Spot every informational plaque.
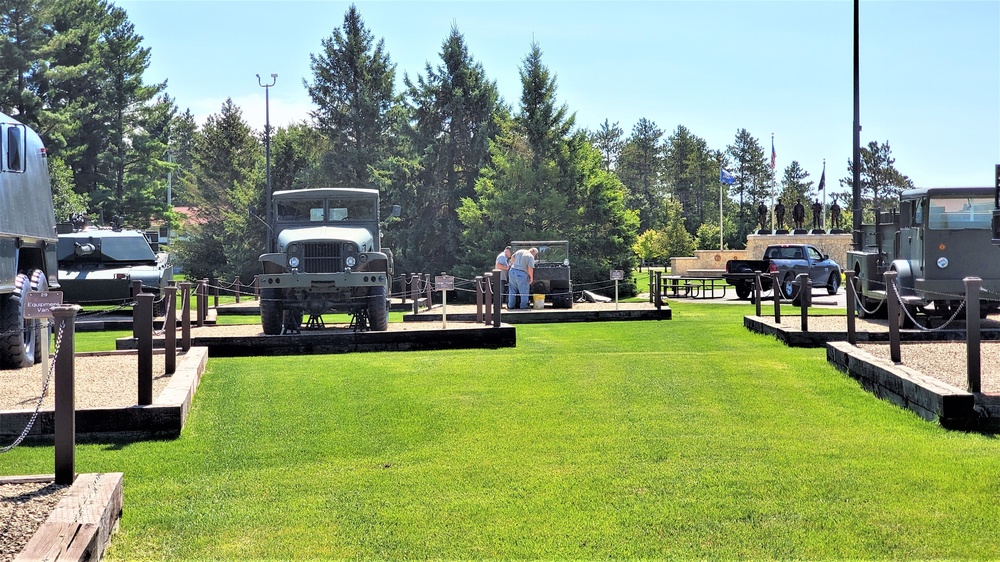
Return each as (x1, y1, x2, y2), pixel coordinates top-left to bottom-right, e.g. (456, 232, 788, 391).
(24, 291, 64, 319)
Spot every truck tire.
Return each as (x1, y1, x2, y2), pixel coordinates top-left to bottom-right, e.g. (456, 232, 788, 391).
(827, 273, 841, 295)
(780, 272, 799, 301)
(368, 286, 388, 331)
(260, 288, 284, 335)
(735, 284, 752, 300)
(0, 272, 38, 369)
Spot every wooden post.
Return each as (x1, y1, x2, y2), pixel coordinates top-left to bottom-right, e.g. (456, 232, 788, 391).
(411, 273, 419, 315)
(966, 276, 982, 393)
(131, 280, 142, 299)
(180, 282, 192, 352)
(491, 269, 502, 328)
(164, 285, 177, 374)
(254, 276, 260, 300)
(52, 305, 80, 485)
(885, 270, 901, 363)
(797, 273, 810, 332)
(483, 272, 493, 326)
(424, 273, 432, 310)
(212, 276, 219, 307)
(197, 279, 207, 327)
(754, 271, 763, 317)
(234, 276, 242, 303)
(648, 270, 654, 304)
(845, 270, 857, 345)
(475, 275, 484, 323)
(136, 293, 154, 406)
(655, 271, 662, 310)
(771, 271, 781, 324)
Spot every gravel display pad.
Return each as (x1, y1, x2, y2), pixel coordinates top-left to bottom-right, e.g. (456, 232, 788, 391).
(856, 341, 1000, 394)
(0, 480, 68, 562)
(0, 353, 171, 412)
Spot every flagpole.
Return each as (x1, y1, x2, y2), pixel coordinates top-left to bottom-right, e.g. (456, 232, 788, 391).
(770, 133, 776, 232)
(719, 167, 724, 251)
(821, 159, 827, 231)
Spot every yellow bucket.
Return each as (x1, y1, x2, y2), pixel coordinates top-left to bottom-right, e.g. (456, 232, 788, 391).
(532, 294, 545, 309)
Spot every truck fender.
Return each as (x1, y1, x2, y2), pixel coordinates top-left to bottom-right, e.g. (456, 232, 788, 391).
(889, 260, 915, 297)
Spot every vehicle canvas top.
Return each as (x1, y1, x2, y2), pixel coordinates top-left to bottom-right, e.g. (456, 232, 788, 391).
(0, 112, 57, 243)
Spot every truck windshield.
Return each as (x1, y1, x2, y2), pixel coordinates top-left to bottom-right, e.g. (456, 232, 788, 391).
(276, 199, 325, 222)
(927, 196, 993, 230)
(328, 198, 376, 221)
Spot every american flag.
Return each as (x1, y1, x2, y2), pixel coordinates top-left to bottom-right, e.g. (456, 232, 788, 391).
(770, 137, 776, 170)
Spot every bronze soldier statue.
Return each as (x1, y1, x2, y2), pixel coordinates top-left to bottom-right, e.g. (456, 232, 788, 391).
(792, 199, 805, 230)
(812, 199, 823, 229)
(830, 200, 842, 230)
(775, 200, 786, 230)
(757, 202, 768, 230)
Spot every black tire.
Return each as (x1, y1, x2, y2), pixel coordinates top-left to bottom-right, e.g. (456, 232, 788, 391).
(368, 285, 388, 331)
(827, 273, 841, 295)
(780, 273, 799, 301)
(735, 284, 752, 300)
(260, 288, 284, 335)
(0, 272, 37, 369)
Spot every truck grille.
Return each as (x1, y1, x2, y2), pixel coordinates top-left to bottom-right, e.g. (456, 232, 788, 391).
(302, 242, 342, 273)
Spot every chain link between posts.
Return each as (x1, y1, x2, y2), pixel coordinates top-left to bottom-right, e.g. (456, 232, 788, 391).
(0, 320, 65, 453)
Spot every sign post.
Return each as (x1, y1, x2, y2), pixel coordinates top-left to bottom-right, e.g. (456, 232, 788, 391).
(25, 290, 64, 379)
(435, 274, 455, 329)
(610, 270, 624, 310)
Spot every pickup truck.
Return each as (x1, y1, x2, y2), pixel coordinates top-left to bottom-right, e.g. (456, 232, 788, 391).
(724, 244, 842, 300)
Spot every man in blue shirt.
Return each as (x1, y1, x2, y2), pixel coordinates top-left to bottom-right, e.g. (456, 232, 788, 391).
(495, 246, 512, 307)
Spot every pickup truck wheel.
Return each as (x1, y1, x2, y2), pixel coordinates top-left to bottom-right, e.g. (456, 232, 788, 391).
(260, 288, 284, 335)
(780, 273, 799, 301)
(0, 272, 38, 369)
(826, 273, 841, 295)
(735, 284, 752, 300)
(368, 286, 389, 331)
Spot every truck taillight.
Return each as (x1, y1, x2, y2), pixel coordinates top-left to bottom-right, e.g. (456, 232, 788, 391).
(768, 262, 778, 273)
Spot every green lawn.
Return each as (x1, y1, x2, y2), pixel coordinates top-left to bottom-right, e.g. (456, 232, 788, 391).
(8, 302, 1000, 559)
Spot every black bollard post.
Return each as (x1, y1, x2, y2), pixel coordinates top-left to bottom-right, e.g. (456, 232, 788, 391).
(52, 305, 80, 485)
(845, 270, 857, 345)
(212, 277, 219, 308)
(797, 273, 810, 332)
(483, 273, 493, 327)
(425, 273, 432, 310)
(180, 282, 192, 352)
(648, 270, 654, 304)
(655, 271, 662, 310)
(885, 270, 901, 363)
(164, 285, 177, 374)
(411, 274, 419, 315)
(965, 277, 982, 393)
(136, 293, 154, 406)
(771, 271, 781, 324)
(234, 277, 242, 303)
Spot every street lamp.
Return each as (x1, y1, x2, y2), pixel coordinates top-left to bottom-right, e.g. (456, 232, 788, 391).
(257, 72, 277, 251)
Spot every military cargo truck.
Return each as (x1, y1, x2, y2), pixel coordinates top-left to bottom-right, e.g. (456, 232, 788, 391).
(848, 186, 1000, 327)
(510, 240, 573, 308)
(0, 112, 60, 369)
(257, 188, 394, 334)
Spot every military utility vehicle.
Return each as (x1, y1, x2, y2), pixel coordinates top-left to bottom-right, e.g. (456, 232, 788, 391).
(0, 112, 60, 369)
(257, 188, 394, 334)
(57, 228, 172, 312)
(849, 186, 1000, 327)
(510, 240, 573, 308)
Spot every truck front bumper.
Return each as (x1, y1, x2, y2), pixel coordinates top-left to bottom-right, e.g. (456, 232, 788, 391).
(256, 271, 389, 289)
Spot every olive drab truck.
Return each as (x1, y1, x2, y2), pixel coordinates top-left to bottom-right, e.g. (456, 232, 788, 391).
(848, 186, 1000, 327)
(0, 112, 60, 369)
(256, 188, 395, 334)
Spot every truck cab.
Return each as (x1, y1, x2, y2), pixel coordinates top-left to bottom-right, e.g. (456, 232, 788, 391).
(256, 188, 394, 334)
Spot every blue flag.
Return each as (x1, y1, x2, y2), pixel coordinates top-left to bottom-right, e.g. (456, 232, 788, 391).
(720, 168, 735, 185)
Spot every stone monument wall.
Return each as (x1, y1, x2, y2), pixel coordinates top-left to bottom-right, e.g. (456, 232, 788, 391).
(670, 233, 853, 276)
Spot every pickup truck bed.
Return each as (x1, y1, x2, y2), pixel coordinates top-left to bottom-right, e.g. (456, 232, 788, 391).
(724, 244, 842, 301)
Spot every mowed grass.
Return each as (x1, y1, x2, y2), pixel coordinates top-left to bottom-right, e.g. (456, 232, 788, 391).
(7, 302, 1000, 559)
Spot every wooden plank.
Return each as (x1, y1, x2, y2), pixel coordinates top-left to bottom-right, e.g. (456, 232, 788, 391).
(15, 522, 98, 561)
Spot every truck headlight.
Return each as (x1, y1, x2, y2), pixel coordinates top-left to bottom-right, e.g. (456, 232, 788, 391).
(288, 256, 300, 268)
(346, 256, 357, 267)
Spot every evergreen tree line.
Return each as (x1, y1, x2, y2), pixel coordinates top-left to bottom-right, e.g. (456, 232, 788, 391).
(2, 1, 914, 294)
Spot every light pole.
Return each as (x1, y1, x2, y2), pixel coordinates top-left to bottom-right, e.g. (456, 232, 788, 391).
(257, 73, 277, 251)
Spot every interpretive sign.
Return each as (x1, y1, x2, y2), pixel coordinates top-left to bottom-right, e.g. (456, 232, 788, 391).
(24, 291, 63, 319)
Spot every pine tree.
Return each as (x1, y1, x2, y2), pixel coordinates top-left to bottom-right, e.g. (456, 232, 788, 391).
(0, 0, 47, 119)
(306, 4, 395, 188)
(590, 119, 624, 172)
(839, 140, 913, 213)
(726, 129, 771, 246)
(616, 118, 664, 232)
(777, 160, 814, 214)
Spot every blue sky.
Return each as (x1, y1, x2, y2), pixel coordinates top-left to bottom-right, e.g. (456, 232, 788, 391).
(118, 0, 999, 194)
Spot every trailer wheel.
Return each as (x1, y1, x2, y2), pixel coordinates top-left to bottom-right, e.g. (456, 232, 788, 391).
(0, 272, 39, 369)
(260, 288, 284, 335)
